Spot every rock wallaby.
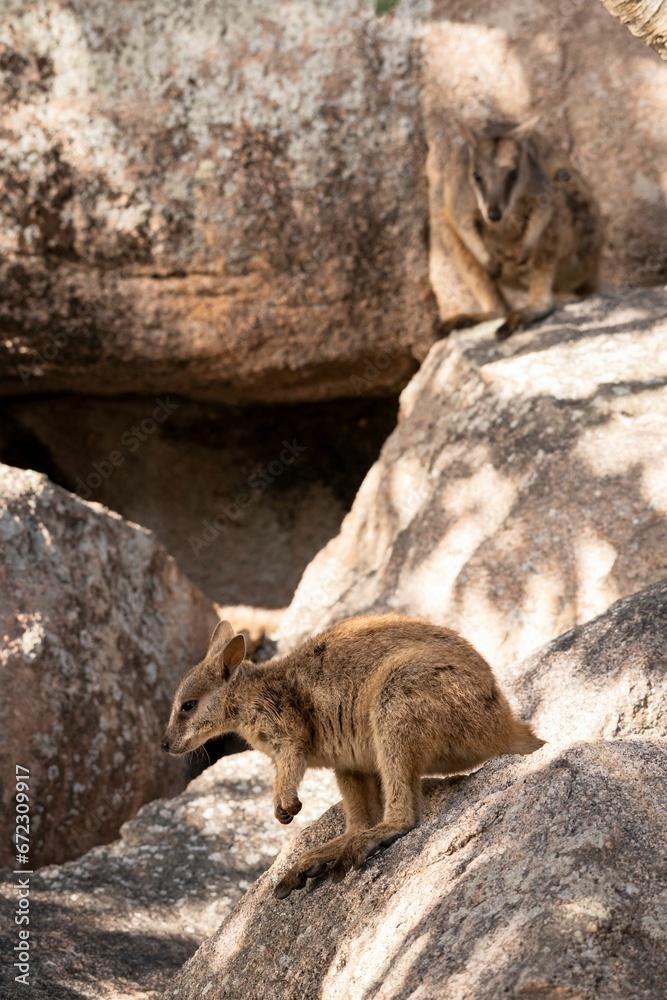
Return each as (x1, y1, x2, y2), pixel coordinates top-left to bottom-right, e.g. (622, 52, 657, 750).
(437, 116, 602, 341)
(162, 613, 544, 898)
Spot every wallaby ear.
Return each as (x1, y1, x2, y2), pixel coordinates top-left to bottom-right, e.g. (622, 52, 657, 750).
(509, 114, 540, 142)
(457, 119, 479, 148)
(207, 620, 235, 659)
(222, 634, 246, 676)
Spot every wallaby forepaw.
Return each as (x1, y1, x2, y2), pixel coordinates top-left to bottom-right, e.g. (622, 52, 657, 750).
(274, 797, 302, 824)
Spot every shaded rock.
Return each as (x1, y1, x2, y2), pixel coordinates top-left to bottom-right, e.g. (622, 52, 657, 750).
(163, 739, 667, 1000)
(506, 576, 667, 745)
(0, 394, 397, 606)
(0, 752, 339, 999)
(0, 463, 218, 868)
(280, 288, 667, 669)
(0, 0, 435, 404)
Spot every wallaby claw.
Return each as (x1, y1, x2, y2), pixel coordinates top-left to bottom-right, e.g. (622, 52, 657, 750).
(273, 863, 320, 899)
(496, 310, 524, 340)
(302, 861, 328, 879)
(274, 797, 302, 824)
(330, 860, 349, 883)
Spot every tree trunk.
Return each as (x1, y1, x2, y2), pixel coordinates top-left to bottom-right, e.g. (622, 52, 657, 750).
(599, 0, 667, 59)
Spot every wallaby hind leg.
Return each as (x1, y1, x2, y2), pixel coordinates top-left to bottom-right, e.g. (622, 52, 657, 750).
(436, 310, 505, 339)
(336, 770, 383, 833)
(328, 744, 422, 881)
(273, 756, 419, 898)
(436, 230, 508, 339)
(274, 772, 382, 898)
(273, 832, 355, 898)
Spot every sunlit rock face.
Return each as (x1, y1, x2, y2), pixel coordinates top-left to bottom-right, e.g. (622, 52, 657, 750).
(504, 576, 667, 746)
(163, 739, 667, 1000)
(280, 287, 667, 669)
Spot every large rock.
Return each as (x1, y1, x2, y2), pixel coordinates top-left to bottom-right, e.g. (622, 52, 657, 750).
(0, 0, 434, 404)
(0, 752, 339, 999)
(506, 576, 667, 746)
(0, 463, 218, 868)
(163, 739, 667, 1000)
(280, 287, 667, 668)
(1, 1, 667, 402)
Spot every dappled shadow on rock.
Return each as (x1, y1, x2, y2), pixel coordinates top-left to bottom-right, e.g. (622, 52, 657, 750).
(505, 576, 667, 746)
(0, 918, 193, 1000)
(0, 753, 339, 999)
(164, 740, 667, 1000)
(280, 288, 667, 673)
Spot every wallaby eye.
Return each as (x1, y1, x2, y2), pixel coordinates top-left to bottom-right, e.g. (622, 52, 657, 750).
(180, 699, 197, 714)
(507, 168, 518, 186)
(473, 170, 482, 184)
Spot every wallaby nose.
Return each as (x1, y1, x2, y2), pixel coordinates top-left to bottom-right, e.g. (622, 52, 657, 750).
(487, 206, 501, 222)
(161, 738, 170, 753)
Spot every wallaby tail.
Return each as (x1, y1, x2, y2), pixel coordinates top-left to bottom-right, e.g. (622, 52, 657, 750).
(509, 719, 546, 755)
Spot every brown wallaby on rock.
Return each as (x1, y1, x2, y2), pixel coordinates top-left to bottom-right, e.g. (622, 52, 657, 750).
(437, 116, 602, 341)
(162, 613, 544, 898)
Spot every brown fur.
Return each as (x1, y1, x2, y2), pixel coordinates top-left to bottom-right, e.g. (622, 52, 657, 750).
(162, 613, 544, 898)
(437, 117, 602, 341)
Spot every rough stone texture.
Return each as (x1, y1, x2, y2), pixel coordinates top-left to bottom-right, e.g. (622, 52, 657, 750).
(0, 463, 219, 868)
(163, 739, 667, 1000)
(0, 752, 340, 999)
(598, 0, 667, 60)
(280, 287, 667, 669)
(505, 577, 667, 746)
(1, 1, 667, 402)
(0, 394, 397, 607)
(0, 0, 435, 404)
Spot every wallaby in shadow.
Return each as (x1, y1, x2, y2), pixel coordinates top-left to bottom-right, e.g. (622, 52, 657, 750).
(437, 117, 602, 341)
